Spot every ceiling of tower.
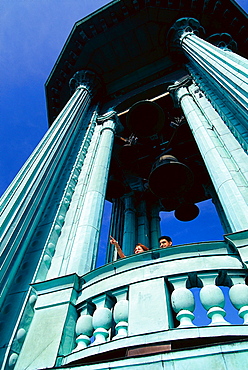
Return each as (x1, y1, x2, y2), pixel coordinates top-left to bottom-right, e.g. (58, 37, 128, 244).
(45, 0, 248, 125)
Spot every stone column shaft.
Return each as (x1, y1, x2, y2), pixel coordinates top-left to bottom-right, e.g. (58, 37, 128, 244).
(149, 203, 161, 249)
(67, 112, 117, 275)
(122, 194, 136, 256)
(106, 199, 124, 262)
(181, 32, 248, 124)
(174, 82, 248, 232)
(168, 18, 248, 149)
(45, 112, 99, 280)
(0, 85, 91, 307)
(137, 200, 150, 248)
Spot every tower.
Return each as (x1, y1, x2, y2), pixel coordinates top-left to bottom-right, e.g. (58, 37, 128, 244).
(1, 0, 248, 369)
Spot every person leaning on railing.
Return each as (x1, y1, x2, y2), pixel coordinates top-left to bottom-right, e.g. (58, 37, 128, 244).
(110, 236, 149, 258)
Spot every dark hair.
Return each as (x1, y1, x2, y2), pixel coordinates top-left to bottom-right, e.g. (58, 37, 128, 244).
(134, 243, 149, 252)
(158, 235, 172, 243)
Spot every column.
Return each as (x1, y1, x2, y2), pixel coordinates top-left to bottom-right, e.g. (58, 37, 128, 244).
(67, 111, 118, 275)
(0, 70, 101, 306)
(204, 183, 232, 234)
(0, 70, 102, 369)
(167, 17, 248, 150)
(122, 193, 136, 256)
(149, 202, 161, 249)
(106, 198, 124, 262)
(137, 199, 150, 248)
(169, 78, 248, 232)
(45, 111, 99, 280)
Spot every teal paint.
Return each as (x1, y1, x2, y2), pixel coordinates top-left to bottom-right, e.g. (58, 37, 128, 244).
(1, 3, 248, 370)
(122, 194, 136, 256)
(67, 111, 117, 275)
(170, 81, 248, 232)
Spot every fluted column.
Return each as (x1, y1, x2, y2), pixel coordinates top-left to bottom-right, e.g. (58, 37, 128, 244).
(168, 18, 248, 151)
(169, 78, 248, 232)
(122, 193, 136, 256)
(67, 111, 118, 275)
(0, 70, 101, 307)
(149, 202, 161, 249)
(106, 199, 124, 262)
(137, 200, 150, 248)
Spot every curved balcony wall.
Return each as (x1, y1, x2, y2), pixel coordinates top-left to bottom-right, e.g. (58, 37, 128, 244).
(63, 239, 248, 368)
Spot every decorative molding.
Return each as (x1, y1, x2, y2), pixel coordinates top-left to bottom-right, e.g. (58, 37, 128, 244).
(167, 76, 192, 107)
(96, 110, 117, 123)
(69, 70, 102, 97)
(167, 17, 205, 55)
(207, 33, 237, 52)
(97, 110, 124, 135)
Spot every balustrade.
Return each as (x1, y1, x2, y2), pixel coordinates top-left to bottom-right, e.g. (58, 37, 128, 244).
(73, 287, 129, 351)
(171, 287, 196, 328)
(72, 273, 248, 355)
(92, 294, 114, 344)
(169, 274, 248, 327)
(74, 302, 95, 351)
(26, 241, 246, 369)
(229, 284, 248, 325)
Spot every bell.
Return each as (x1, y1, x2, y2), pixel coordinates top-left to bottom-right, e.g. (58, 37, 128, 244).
(175, 203, 200, 222)
(148, 155, 194, 198)
(160, 197, 180, 212)
(126, 100, 165, 138)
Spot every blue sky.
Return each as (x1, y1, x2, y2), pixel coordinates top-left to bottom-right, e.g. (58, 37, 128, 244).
(1, 0, 247, 252)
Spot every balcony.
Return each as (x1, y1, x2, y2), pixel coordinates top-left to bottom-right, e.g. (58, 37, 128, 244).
(62, 238, 248, 367)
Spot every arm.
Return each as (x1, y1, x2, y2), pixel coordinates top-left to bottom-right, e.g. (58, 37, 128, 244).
(110, 236, 126, 258)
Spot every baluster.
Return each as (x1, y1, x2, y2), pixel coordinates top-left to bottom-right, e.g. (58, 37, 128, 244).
(171, 287, 196, 328)
(92, 294, 114, 344)
(229, 284, 248, 324)
(74, 302, 94, 351)
(200, 285, 230, 325)
(113, 287, 129, 339)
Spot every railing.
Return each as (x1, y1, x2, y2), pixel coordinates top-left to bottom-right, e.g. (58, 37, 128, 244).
(74, 287, 129, 351)
(63, 240, 248, 366)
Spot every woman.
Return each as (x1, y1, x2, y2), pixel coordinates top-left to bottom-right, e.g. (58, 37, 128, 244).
(110, 236, 149, 258)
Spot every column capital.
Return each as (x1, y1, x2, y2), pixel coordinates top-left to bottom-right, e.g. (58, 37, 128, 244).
(167, 17, 205, 55)
(97, 110, 124, 134)
(69, 70, 102, 97)
(206, 33, 237, 52)
(96, 110, 117, 123)
(167, 76, 193, 107)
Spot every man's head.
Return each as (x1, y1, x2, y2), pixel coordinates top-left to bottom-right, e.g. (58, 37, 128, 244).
(159, 236, 172, 248)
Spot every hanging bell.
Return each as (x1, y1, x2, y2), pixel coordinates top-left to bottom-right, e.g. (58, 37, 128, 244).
(174, 203, 200, 221)
(148, 155, 194, 198)
(126, 100, 165, 138)
(160, 197, 181, 212)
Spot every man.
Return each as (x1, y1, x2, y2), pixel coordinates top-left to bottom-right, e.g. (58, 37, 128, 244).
(159, 235, 172, 248)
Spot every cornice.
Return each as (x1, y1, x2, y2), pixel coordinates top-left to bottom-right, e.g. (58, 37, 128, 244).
(45, 0, 248, 126)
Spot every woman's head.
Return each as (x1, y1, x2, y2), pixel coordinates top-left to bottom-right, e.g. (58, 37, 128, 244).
(134, 243, 149, 254)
